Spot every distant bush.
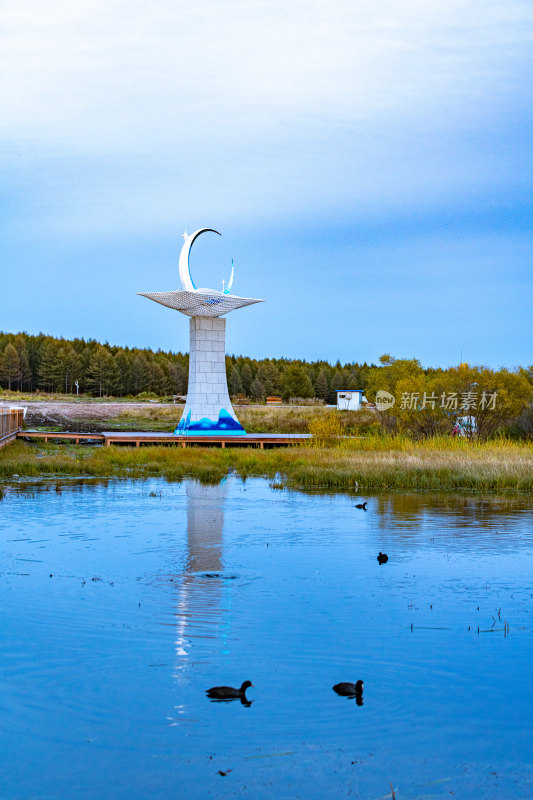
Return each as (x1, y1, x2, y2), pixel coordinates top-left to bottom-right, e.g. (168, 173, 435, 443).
(503, 406, 533, 441)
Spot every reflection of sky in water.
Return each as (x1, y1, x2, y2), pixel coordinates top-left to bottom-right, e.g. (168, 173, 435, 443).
(0, 478, 532, 799)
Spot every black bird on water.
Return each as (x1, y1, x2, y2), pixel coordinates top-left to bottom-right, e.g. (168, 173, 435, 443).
(206, 681, 253, 704)
(333, 680, 364, 704)
(377, 552, 388, 564)
(355, 502, 367, 510)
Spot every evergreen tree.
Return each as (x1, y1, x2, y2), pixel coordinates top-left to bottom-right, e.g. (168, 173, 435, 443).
(240, 363, 253, 394)
(329, 369, 345, 404)
(38, 339, 62, 391)
(256, 362, 280, 396)
(315, 368, 329, 401)
(148, 361, 168, 394)
(358, 363, 371, 390)
(250, 376, 265, 400)
(25, 335, 43, 387)
(168, 361, 187, 395)
(13, 337, 32, 390)
(130, 354, 149, 394)
(87, 346, 118, 397)
(281, 364, 314, 400)
(0, 343, 20, 390)
(347, 368, 361, 389)
(230, 365, 243, 395)
(114, 351, 132, 396)
(55, 343, 83, 393)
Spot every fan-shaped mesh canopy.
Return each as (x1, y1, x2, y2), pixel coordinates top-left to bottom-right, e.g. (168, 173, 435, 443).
(138, 289, 263, 317)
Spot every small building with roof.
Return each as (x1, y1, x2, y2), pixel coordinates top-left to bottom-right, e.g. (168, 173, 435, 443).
(336, 390, 367, 411)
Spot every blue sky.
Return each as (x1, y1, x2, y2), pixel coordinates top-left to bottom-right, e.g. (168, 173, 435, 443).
(1, 0, 532, 367)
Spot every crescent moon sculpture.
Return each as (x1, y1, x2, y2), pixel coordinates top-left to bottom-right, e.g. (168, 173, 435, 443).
(140, 226, 262, 317)
(179, 228, 221, 292)
(138, 226, 265, 438)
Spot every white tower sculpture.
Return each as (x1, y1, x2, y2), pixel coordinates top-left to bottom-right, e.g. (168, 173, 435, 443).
(139, 229, 263, 435)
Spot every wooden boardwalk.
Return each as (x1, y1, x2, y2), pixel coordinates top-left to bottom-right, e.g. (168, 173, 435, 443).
(17, 430, 311, 448)
(1, 408, 25, 449)
(17, 431, 105, 444)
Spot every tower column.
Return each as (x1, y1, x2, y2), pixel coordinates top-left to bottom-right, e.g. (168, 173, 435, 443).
(176, 317, 245, 435)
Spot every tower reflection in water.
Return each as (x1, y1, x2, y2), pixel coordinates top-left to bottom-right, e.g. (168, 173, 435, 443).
(174, 478, 232, 661)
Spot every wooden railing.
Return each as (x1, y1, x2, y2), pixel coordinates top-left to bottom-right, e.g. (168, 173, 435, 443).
(0, 408, 24, 448)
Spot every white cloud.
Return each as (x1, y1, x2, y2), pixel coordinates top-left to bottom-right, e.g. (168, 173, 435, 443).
(1, 0, 531, 153)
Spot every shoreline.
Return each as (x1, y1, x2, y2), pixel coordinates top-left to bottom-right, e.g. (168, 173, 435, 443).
(1, 440, 532, 494)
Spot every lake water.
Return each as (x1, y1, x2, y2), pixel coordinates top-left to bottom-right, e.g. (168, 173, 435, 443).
(1, 477, 532, 799)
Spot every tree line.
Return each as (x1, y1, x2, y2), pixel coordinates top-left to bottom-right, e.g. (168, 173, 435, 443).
(1, 333, 531, 430)
(1, 332, 530, 438)
(365, 354, 533, 440)
(0, 331, 374, 401)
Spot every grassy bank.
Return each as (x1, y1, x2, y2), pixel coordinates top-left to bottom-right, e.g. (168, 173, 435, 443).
(1, 438, 532, 493)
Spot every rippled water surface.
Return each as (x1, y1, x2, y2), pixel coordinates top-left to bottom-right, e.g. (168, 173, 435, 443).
(1, 478, 532, 798)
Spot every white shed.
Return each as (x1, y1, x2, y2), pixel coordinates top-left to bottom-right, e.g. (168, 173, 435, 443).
(336, 390, 367, 411)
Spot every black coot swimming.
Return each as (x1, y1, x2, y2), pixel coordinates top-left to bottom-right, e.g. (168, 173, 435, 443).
(333, 679, 364, 698)
(206, 680, 253, 701)
(355, 502, 367, 510)
(377, 552, 388, 564)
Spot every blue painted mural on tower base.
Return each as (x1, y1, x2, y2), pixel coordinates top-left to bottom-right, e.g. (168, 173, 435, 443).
(174, 408, 246, 435)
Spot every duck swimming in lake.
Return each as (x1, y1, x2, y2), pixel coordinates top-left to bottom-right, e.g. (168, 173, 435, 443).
(206, 680, 253, 701)
(377, 552, 388, 564)
(355, 502, 367, 510)
(333, 680, 364, 699)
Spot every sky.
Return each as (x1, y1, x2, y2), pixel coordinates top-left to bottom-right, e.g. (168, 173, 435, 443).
(1, 0, 532, 368)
